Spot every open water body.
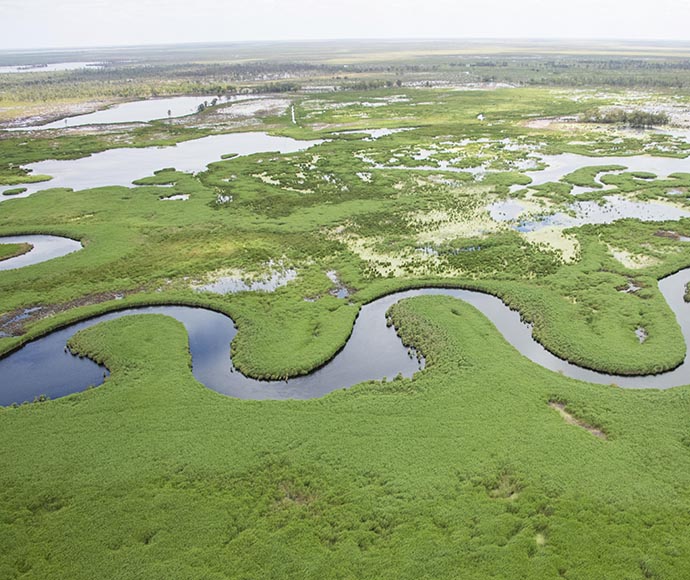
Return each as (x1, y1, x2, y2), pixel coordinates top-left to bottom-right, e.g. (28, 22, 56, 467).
(10, 95, 257, 131)
(527, 153, 690, 187)
(488, 196, 690, 232)
(381, 152, 690, 186)
(0, 132, 323, 200)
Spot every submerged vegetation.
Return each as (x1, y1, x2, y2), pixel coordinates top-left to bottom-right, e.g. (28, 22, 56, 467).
(3, 40, 690, 578)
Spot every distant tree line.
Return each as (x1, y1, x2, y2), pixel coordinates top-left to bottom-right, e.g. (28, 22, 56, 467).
(456, 57, 690, 89)
(581, 109, 670, 128)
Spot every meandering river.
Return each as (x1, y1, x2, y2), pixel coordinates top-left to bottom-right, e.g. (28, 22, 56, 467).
(1, 268, 690, 405)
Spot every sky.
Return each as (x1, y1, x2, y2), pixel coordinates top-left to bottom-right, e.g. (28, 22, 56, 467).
(1, 0, 689, 50)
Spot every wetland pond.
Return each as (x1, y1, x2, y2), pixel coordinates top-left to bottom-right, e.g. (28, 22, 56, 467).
(528, 153, 690, 188)
(489, 152, 690, 230)
(194, 268, 298, 294)
(0, 132, 323, 200)
(488, 195, 690, 232)
(364, 150, 690, 191)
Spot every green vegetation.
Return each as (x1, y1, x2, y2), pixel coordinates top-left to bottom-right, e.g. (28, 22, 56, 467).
(562, 165, 627, 188)
(0, 242, 31, 261)
(2, 86, 689, 376)
(3, 44, 690, 578)
(0, 170, 51, 186)
(5, 90, 690, 377)
(582, 109, 670, 128)
(3, 300, 690, 578)
(2, 187, 27, 196)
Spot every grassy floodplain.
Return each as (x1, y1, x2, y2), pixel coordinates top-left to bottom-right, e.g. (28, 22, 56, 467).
(3, 41, 690, 578)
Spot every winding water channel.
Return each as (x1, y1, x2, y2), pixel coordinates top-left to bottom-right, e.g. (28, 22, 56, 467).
(1, 268, 690, 405)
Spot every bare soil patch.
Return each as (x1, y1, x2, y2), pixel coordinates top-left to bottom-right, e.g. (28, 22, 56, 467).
(0, 289, 140, 337)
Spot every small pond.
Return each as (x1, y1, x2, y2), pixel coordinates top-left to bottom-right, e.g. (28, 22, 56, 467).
(527, 153, 690, 188)
(195, 268, 298, 294)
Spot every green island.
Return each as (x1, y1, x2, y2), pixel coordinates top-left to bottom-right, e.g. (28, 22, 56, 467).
(0, 243, 31, 262)
(3, 39, 690, 579)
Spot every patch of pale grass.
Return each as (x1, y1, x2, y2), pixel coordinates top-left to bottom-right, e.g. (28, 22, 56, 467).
(608, 246, 660, 270)
(522, 226, 580, 264)
(549, 401, 607, 440)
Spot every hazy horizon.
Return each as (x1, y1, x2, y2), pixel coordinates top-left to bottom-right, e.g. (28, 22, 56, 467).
(1, 0, 689, 51)
(3, 37, 690, 55)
